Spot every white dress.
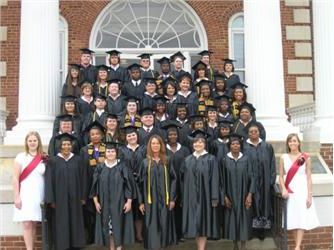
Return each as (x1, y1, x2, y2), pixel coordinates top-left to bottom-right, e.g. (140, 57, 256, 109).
(283, 153, 319, 230)
(13, 152, 45, 222)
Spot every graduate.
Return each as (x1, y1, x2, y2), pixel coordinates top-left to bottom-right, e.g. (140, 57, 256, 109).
(196, 79, 215, 116)
(93, 65, 110, 97)
(198, 50, 218, 81)
(77, 81, 95, 116)
(106, 78, 126, 117)
(61, 64, 82, 97)
(180, 130, 221, 250)
(104, 113, 121, 143)
(206, 105, 219, 142)
(153, 96, 170, 128)
(175, 72, 198, 116)
(230, 82, 255, 120)
(221, 58, 241, 91)
(122, 63, 146, 99)
(106, 50, 130, 84)
(119, 96, 142, 128)
(49, 114, 81, 156)
(163, 76, 178, 119)
(192, 60, 210, 93)
(210, 120, 233, 164)
(161, 120, 191, 241)
(138, 107, 164, 145)
(222, 134, 255, 250)
(80, 121, 106, 244)
(45, 133, 86, 250)
(243, 123, 276, 239)
(79, 48, 97, 84)
(156, 56, 172, 96)
(53, 95, 83, 136)
(90, 142, 135, 249)
(212, 73, 228, 98)
(174, 102, 192, 148)
(232, 103, 266, 141)
(138, 135, 177, 250)
(118, 126, 146, 243)
(141, 77, 158, 109)
(138, 53, 159, 79)
(216, 94, 234, 122)
(170, 51, 187, 82)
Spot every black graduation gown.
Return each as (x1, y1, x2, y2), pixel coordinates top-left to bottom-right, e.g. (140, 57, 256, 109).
(232, 120, 266, 141)
(166, 145, 191, 240)
(138, 159, 177, 249)
(180, 153, 221, 239)
(243, 141, 276, 228)
(175, 92, 198, 116)
(109, 65, 130, 85)
(82, 111, 108, 144)
(140, 68, 159, 80)
(48, 132, 82, 156)
(90, 162, 135, 247)
(93, 83, 109, 97)
(206, 125, 219, 142)
(138, 127, 165, 145)
(80, 64, 97, 84)
(52, 114, 83, 136)
(106, 95, 126, 117)
(177, 120, 192, 150)
(222, 153, 255, 241)
(141, 93, 157, 109)
(77, 97, 95, 116)
(61, 83, 81, 98)
(205, 67, 219, 81)
(119, 112, 142, 128)
(171, 69, 187, 82)
(218, 112, 234, 123)
(122, 81, 146, 100)
(210, 138, 229, 165)
(221, 73, 240, 94)
(166, 96, 178, 119)
(44, 155, 86, 250)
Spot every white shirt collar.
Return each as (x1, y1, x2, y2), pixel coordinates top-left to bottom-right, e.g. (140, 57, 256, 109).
(110, 64, 119, 71)
(218, 112, 230, 118)
(143, 125, 154, 132)
(246, 138, 262, 146)
(166, 143, 181, 152)
(132, 79, 141, 85)
(144, 92, 157, 97)
(227, 152, 243, 160)
(109, 93, 120, 100)
(193, 150, 208, 159)
(96, 109, 104, 116)
(105, 159, 118, 168)
(127, 144, 139, 151)
(57, 152, 74, 161)
(218, 138, 229, 143)
(176, 117, 188, 124)
(178, 90, 192, 98)
(81, 95, 93, 103)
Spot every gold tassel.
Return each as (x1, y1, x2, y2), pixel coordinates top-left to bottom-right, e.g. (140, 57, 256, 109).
(164, 164, 169, 205)
(147, 159, 152, 204)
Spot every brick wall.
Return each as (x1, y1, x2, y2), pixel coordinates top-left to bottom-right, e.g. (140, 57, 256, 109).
(320, 143, 333, 173)
(287, 226, 333, 250)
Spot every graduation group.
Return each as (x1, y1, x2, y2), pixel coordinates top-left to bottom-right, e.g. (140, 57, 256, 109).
(45, 48, 276, 250)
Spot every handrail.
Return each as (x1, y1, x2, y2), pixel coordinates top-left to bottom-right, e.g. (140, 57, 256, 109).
(272, 184, 288, 250)
(40, 202, 50, 250)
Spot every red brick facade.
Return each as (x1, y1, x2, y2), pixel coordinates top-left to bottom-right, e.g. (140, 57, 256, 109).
(320, 143, 333, 173)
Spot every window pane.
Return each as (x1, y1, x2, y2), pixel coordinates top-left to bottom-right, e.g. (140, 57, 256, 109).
(233, 33, 244, 68)
(235, 70, 245, 83)
(232, 16, 244, 28)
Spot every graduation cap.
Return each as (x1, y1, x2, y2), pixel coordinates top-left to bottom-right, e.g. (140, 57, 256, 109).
(214, 73, 225, 81)
(206, 105, 217, 112)
(79, 79, 93, 86)
(84, 120, 105, 133)
(94, 94, 107, 101)
(61, 95, 77, 102)
(153, 95, 168, 105)
(96, 64, 110, 71)
(160, 120, 182, 131)
(107, 113, 118, 120)
(124, 96, 140, 104)
(127, 63, 141, 71)
(179, 72, 192, 81)
(230, 82, 248, 89)
(195, 79, 213, 88)
(198, 50, 213, 56)
(139, 107, 154, 116)
(55, 132, 77, 142)
(218, 120, 234, 128)
(189, 114, 205, 123)
(105, 141, 121, 150)
(222, 58, 236, 64)
(121, 125, 139, 135)
(238, 102, 256, 113)
(144, 77, 157, 85)
(192, 61, 207, 71)
(229, 133, 243, 142)
(56, 114, 73, 122)
(215, 94, 231, 102)
(189, 129, 210, 139)
(80, 48, 95, 54)
(68, 64, 81, 69)
(106, 50, 121, 56)
(157, 57, 170, 65)
(175, 102, 189, 109)
(107, 78, 121, 85)
(138, 53, 152, 59)
(170, 51, 186, 62)
(162, 76, 177, 86)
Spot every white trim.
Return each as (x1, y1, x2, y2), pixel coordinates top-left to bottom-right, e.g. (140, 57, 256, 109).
(59, 15, 68, 85)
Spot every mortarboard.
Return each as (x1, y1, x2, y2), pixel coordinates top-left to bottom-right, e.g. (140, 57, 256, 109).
(198, 50, 213, 56)
(106, 50, 122, 56)
(238, 102, 256, 113)
(189, 129, 210, 139)
(139, 107, 154, 116)
(105, 141, 122, 150)
(124, 96, 140, 104)
(94, 94, 107, 101)
(195, 79, 213, 88)
(127, 63, 141, 71)
(107, 113, 118, 120)
(160, 120, 182, 131)
(69, 64, 81, 69)
(96, 65, 110, 71)
(144, 77, 157, 85)
(61, 95, 77, 102)
(189, 114, 205, 122)
(80, 48, 95, 54)
(138, 53, 152, 59)
(206, 105, 217, 112)
(153, 96, 168, 105)
(179, 72, 192, 81)
(157, 57, 170, 65)
(230, 82, 248, 89)
(170, 51, 186, 62)
(84, 120, 105, 133)
(121, 125, 139, 135)
(107, 78, 122, 85)
(192, 61, 207, 71)
(55, 132, 77, 142)
(56, 114, 73, 122)
(218, 120, 234, 128)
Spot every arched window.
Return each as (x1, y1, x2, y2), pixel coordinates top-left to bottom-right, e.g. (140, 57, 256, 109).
(90, 0, 207, 71)
(59, 16, 68, 85)
(229, 13, 245, 82)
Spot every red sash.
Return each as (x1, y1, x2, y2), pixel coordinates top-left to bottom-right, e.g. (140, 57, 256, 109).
(285, 152, 308, 193)
(19, 154, 42, 186)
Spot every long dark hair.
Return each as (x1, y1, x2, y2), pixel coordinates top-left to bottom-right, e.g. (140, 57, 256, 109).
(286, 133, 302, 153)
(146, 135, 167, 166)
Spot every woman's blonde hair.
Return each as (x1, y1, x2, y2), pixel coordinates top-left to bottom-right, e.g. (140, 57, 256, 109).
(146, 135, 167, 165)
(286, 133, 302, 153)
(24, 131, 43, 154)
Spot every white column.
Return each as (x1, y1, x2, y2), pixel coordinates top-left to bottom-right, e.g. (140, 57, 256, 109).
(243, 0, 299, 141)
(311, 0, 334, 143)
(4, 0, 60, 145)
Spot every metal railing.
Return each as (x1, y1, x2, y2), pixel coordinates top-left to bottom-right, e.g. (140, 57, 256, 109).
(272, 184, 288, 250)
(41, 202, 51, 250)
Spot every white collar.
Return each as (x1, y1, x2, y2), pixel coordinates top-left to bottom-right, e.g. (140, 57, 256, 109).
(143, 125, 154, 131)
(109, 93, 120, 100)
(97, 82, 108, 87)
(178, 90, 192, 98)
(132, 79, 141, 84)
(57, 152, 74, 161)
(218, 138, 229, 143)
(144, 92, 157, 97)
(166, 143, 181, 152)
(224, 72, 234, 77)
(218, 112, 230, 118)
(239, 117, 252, 125)
(176, 117, 188, 124)
(165, 95, 177, 102)
(156, 113, 167, 121)
(208, 122, 217, 128)
(105, 159, 118, 168)
(96, 109, 104, 116)
(110, 64, 119, 70)
(141, 67, 150, 72)
(81, 95, 93, 103)
(227, 152, 243, 160)
(193, 150, 208, 159)
(127, 144, 139, 151)
(246, 138, 262, 146)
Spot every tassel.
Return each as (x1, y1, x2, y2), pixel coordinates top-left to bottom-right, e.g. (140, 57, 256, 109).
(147, 159, 152, 204)
(164, 164, 169, 205)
